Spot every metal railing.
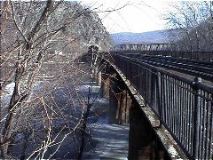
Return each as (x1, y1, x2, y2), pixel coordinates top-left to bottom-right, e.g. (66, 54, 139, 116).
(112, 54, 213, 159)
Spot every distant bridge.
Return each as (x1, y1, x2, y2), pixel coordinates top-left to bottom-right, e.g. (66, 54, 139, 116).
(113, 43, 213, 62)
(79, 44, 213, 159)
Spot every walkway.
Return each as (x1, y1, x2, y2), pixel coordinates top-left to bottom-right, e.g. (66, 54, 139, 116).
(83, 97, 129, 160)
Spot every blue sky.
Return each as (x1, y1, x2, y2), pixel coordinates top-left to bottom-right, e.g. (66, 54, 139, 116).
(80, 0, 174, 33)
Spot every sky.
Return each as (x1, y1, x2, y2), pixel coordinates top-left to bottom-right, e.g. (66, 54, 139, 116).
(79, 0, 175, 33)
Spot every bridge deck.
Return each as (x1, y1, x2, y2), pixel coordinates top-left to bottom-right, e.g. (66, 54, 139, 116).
(116, 53, 213, 82)
(90, 51, 212, 159)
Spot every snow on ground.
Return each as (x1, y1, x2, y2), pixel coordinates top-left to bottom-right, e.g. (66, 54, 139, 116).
(75, 85, 101, 94)
(1, 82, 15, 107)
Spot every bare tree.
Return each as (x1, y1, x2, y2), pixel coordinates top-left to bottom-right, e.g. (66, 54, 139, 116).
(0, 0, 111, 158)
(165, 1, 213, 52)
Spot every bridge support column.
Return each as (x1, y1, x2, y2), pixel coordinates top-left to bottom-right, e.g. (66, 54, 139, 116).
(101, 73, 110, 98)
(108, 72, 132, 124)
(97, 70, 101, 86)
(93, 67, 101, 86)
(109, 74, 121, 123)
(116, 89, 131, 124)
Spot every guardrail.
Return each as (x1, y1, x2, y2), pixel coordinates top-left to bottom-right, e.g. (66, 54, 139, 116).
(112, 54, 213, 159)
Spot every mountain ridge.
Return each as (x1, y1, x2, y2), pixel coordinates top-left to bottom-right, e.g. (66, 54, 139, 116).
(110, 29, 181, 45)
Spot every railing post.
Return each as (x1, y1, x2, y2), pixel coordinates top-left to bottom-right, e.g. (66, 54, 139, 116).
(125, 59, 128, 80)
(192, 77, 202, 159)
(156, 71, 162, 127)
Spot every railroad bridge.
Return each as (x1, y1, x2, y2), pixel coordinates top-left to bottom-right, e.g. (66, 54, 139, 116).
(84, 44, 213, 160)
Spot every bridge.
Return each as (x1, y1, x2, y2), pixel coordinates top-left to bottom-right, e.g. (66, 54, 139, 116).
(86, 44, 213, 160)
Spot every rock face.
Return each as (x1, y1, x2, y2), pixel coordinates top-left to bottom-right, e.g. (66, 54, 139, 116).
(46, 1, 111, 62)
(71, 2, 112, 51)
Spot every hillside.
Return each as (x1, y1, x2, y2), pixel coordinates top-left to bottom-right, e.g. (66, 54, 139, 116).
(111, 29, 181, 45)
